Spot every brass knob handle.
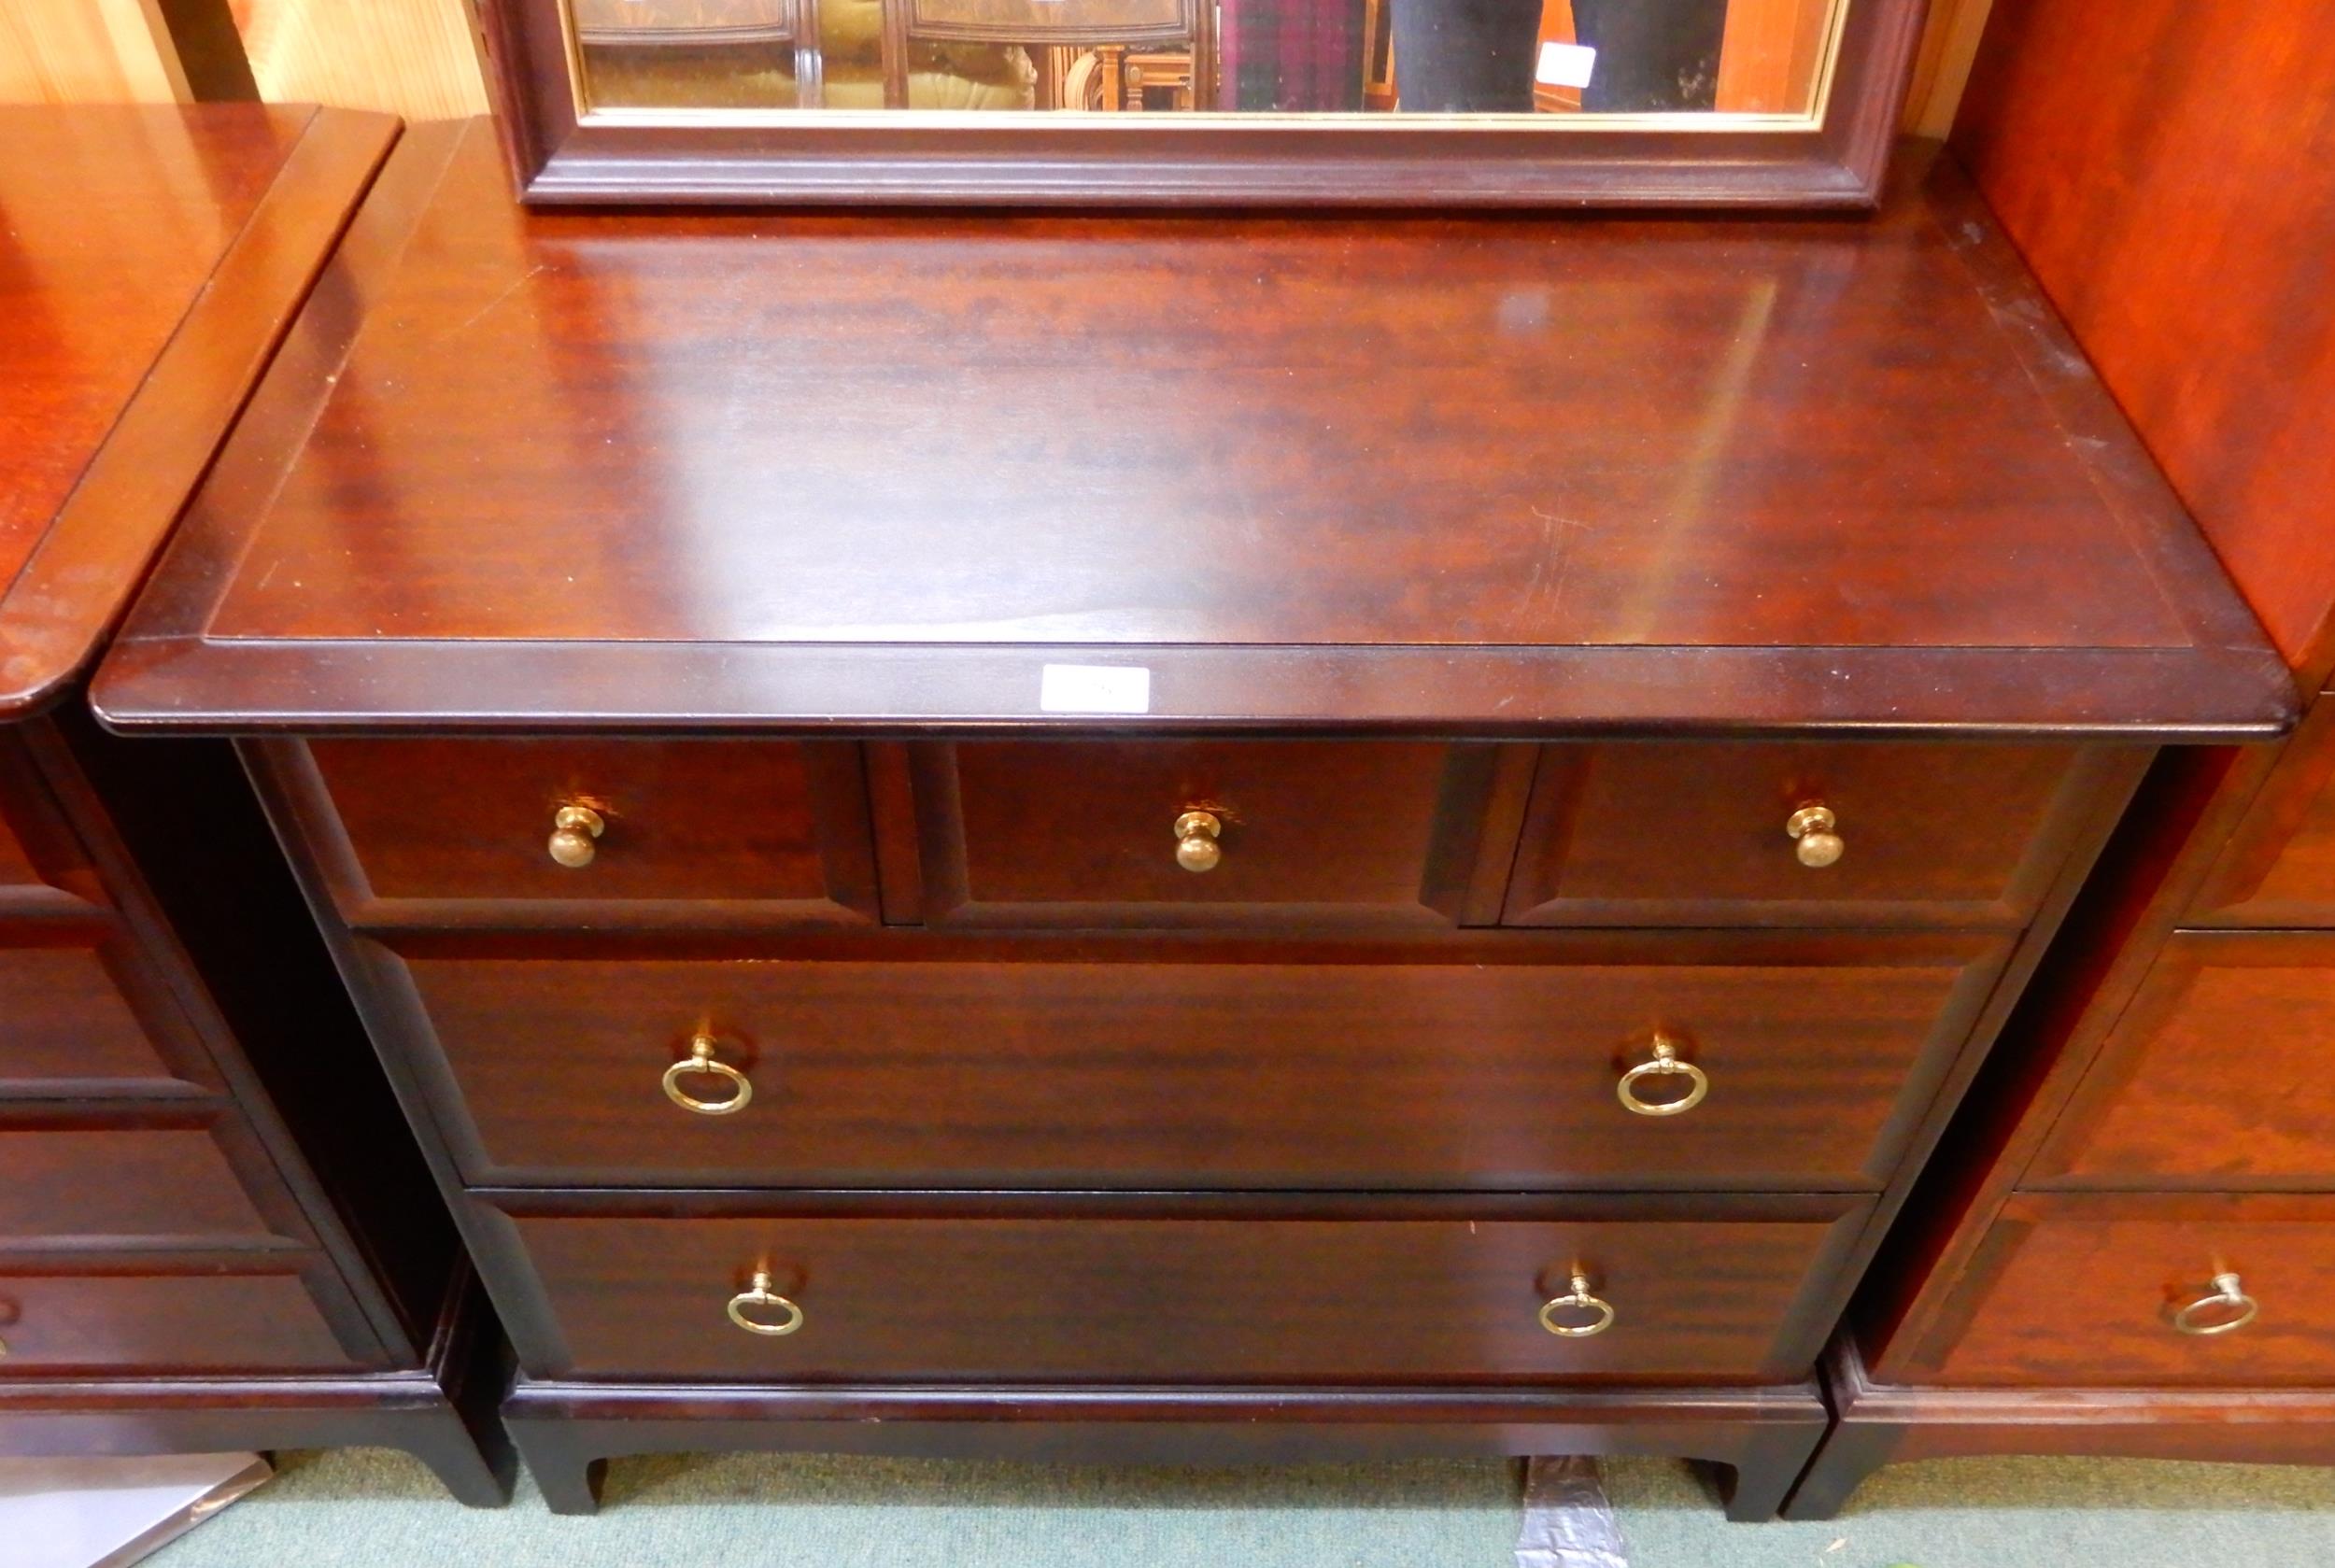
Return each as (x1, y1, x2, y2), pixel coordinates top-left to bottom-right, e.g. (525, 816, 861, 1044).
(1616, 1034, 1709, 1117)
(662, 1034, 753, 1115)
(1538, 1273, 1617, 1337)
(548, 803, 605, 868)
(726, 1270, 804, 1336)
(2169, 1271, 2259, 1336)
(1787, 804, 1844, 868)
(1174, 810, 1223, 873)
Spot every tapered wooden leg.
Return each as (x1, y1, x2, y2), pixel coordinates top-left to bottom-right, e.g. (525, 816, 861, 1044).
(1779, 1422, 1900, 1520)
(507, 1416, 608, 1515)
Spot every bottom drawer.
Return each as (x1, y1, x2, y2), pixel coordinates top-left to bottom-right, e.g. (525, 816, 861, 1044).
(1935, 1194, 2335, 1386)
(0, 1264, 361, 1373)
(506, 1203, 1866, 1384)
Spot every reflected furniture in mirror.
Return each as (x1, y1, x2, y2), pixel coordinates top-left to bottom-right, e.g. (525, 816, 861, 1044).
(475, 0, 1923, 203)
(0, 105, 513, 1506)
(93, 118, 2291, 1518)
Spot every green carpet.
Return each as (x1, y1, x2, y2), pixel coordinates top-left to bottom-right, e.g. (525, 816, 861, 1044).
(145, 1449, 2335, 1566)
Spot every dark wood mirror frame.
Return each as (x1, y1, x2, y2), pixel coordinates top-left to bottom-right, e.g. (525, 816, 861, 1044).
(475, 0, 1927, 207)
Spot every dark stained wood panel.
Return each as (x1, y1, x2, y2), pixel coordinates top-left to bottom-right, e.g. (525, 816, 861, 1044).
(306, 738, 879, 927)
(91, 122, 2289, 736)
(2029, 934, 2335, 1188)
(507, 1207, 1865, 1383)
(1954, 0, 2335, 686)
(1934, 1196, 2335, 1387)
(0, 1265, 358, 1372)
(0, 105, 399, 716)
(905, 740, 1521, 928)
(0, 1127, 277, 1245)
(1505, 741, 2105, 927)
(0, 940, 198, 1095)
(0, 106, 293, 592)
(2186, 701, 2335, 927)
(400, 937, 2003, 1190)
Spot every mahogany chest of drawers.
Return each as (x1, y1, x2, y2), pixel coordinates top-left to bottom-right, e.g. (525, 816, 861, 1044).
(92, 120, 2290, 1517)
(0, 106, 509, 1503)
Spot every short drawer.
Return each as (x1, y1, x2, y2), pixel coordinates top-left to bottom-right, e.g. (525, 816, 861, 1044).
(0, 1123, 289, 1246)
(0, 1264, 360, 1372)
(2031, 933, 2335, 1186)
(890, 740, 1523, 928)
(403, 935, 2003, 1190)
(0, 937, 199, 1095)
(2188, 701, 2335, 927)
(1933, 1195, 2335, 1386)
(503, 1202, 1865, 1382)
(1503, 742, 2106, 927)
(299, 738, 879, 926)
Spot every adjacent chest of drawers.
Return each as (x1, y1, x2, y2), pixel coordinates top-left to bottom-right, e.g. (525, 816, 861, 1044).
(92, 120, 2291, 1517)
(0, 106, 509, 1504)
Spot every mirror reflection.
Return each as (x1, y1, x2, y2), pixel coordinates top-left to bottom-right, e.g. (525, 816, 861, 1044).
(569, 0, 1842, 118)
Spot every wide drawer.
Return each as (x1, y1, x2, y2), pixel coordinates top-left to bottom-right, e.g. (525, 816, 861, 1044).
(1503, 742, 2102, 927)
(403, 936, 2004, 1190)
(1933, 1195, 2335, 1386)
(889, 740, 1522, 929)
(0, 1264, 359, 1372)
(0, 937, 199, 1095)
(0, 1123, 286, 1245)
(503, 1202, 1866, 1382)
(2030, 933, 2335, 1187)
(300, 738, 880, 926)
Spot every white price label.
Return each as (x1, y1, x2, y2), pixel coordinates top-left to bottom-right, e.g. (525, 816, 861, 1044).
(1039, 663, 1153, 714)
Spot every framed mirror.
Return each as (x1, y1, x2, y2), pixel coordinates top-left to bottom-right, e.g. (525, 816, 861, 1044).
(475, 0, 1925, 205)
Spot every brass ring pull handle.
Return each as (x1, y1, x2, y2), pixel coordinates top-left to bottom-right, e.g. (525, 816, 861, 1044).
(1616, 1035, 1709, 1117)
(661, 1034, 753, 1115)
(2170, 1271, 2259, 1336)
(548, 803, 606, 868)
(1538, 1273, 1617, 1338)
(726, 1270, 804, 1336)
(1174, 810, 1224, 873)
(1787, 803, 1844, 868)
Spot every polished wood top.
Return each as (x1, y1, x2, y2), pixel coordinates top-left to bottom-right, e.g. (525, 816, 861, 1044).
(0, 104, 395, 718)
(95, 120, 2289, 735)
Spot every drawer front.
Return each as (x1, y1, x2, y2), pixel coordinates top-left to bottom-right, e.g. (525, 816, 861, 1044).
(1935, 1196, 2335, 1386)
(1504, 742, 2098, 927)
(0, 1265, 359, 1372)
(2031, 934, 2335, 1186)
(0, 939, 197, 1095)
(304, 738, 879, 926)
(404, 939, 2002, 1190)
(2189, 701, 2335, 926)
(896, 740, 1521, 928)
(507, 1206, 1863, 1382)
(0, 1125, 282, 1245)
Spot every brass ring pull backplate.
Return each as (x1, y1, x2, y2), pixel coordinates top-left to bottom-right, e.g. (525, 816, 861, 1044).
(1786, 803, 1844, 868)
(726, 1269, 804, 1335)
(2170, 1271, 2259, 1336)
(662, 1033, 753, 1115)
(1538, 1273, 1617, 1337)
(1616, 1035, 1709, 1117)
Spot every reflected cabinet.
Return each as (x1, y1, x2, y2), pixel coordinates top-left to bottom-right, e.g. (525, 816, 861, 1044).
(476, 0, 1926, 202)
